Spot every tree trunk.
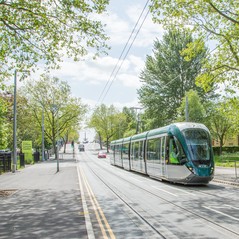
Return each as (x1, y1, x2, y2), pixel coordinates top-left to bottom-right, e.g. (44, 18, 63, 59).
(219, 137, 223, 156)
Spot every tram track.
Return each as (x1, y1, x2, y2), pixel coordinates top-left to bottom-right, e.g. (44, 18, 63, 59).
(82, 151, 239, 239)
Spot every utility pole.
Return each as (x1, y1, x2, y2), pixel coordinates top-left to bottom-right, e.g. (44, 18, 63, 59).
(52, 104, 59, 172)
(42, 107, 45, 161)
(12, 69, 29, 172)
(130, 107, 143, 134)
(185, 95, 189, 122)
(12, 69, 17, 173)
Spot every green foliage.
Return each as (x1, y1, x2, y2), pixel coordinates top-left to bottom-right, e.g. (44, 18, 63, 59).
(229, 97, 239, 133)
(213, 147, 239, 156)
(121, 107, 138, 136)
(150, 0, 239, 91)
(138, 28, 209, 128)
(176, 90, 206, 123)
(206, 99, 234, 154)
(0, 91, 12, 149)
(0, 0, 109, 83)
(20, 75, 87, 157)
(89, 104, 127, 150)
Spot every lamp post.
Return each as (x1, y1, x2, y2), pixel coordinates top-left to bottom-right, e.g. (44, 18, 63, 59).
(12, 69, 17, 173)
(130, 107, 143, 134)
(185, 95, 189, 122)
(42, 107, 45, 161)
(52, 104, 59, 172)
(12, 69, 28, 173)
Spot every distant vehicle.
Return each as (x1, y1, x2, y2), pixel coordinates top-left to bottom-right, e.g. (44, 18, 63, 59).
(98, 151, 107, 158)
(78, 144, 85, 152)
(110, 122, 214, 185)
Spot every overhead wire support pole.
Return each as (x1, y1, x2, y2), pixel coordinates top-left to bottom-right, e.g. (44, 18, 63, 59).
(185, 95, 189, 122)
(42, 106, 45, 161)
(12, 69, 17, 173)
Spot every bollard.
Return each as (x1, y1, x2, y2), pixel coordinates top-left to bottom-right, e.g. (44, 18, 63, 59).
(19, 153, 25, 167)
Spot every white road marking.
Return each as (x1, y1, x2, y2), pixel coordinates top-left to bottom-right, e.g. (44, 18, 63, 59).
(130, 177, 143, 182)
(152, 186, 178, 197)
(77, 165, 95, 239)
(162, 184, 196, 195)
(203, 206, 239, 221)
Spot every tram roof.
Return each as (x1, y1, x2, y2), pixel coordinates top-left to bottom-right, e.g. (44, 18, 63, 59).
(173, 122, 210, 132)
(147, 125, 170, 138)
(131, 131, 148, 141)
(110, 138, 124, 145)
(110, 122, 210, 145)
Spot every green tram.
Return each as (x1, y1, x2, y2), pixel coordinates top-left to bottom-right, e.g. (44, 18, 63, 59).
(110, 122, 214, 185)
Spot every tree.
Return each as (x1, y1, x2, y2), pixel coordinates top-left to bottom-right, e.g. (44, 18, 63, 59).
(0, 91, 11, 149)
(138, 28, 210, 128)
(121, 107, 139, 136)
(16, 93, 41, 150)
(22, 75, 87, 159)
(176, 90, 206, 123)
(89, 104, 126, 152)
(207, 100, 233, 155)
(62, 127, 79, 153)
(0, 0, 109, 83)
(150, 0, 239, 91)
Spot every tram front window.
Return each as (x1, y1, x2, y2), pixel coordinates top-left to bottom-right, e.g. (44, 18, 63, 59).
(183, 129, 211, 163)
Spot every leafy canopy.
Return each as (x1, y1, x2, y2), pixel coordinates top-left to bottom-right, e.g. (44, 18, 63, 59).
(22, 75, 87, 155)
(150, 0, 239, 91)
(176, 90, 206, 123)
(138, 28, 209, 128)
(0, 0, 109, 82)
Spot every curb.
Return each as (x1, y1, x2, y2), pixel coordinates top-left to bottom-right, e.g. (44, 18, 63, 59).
(212, 178, 239, 187)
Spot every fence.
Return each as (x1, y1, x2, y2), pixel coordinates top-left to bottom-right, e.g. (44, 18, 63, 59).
(215, 160, 238, 181)
(0, 152, 12, 174)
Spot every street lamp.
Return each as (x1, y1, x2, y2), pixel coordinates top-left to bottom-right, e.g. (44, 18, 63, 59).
(12, 70, 17, 173)
(130, 107, 143, 134)
(41, 106, 45, 161)
(12, 69, 28, 173)
(52, 104, 59, 172)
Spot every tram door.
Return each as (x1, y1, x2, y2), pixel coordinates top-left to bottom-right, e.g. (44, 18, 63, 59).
(160, 136, 167, 177)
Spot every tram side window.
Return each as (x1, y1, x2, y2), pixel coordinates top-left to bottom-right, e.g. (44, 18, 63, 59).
(122, 143, 129, 160)
(147, 138, 161, 163)
(110, 145, 115, 158)
(115, 145, 121, 160)
(169, 137, 186, 165)
(131, 141, 144, 160)
(131, 142, 136, 160)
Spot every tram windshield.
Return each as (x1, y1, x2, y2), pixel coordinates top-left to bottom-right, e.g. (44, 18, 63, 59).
(183, 129, 211, 163)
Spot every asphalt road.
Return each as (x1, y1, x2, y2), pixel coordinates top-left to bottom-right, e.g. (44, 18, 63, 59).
(0, 143, 238, 239)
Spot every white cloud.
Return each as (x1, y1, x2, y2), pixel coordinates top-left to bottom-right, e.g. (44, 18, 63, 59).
(124, 4, 164, 47)
(30, 1, 162, 108)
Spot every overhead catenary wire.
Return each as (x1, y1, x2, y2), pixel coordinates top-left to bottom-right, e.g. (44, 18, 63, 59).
(97, 0, 150, 105)
(97, 2, 225, 107)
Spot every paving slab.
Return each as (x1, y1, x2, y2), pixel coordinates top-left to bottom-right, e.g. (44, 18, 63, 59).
(0, 158, 87, 239)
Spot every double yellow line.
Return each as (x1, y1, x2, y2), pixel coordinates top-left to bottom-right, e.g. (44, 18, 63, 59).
(77, 165, 116, 239)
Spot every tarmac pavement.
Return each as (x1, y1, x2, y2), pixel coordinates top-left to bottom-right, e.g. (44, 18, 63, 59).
(0, 145, 238, 239)
(0, 148, 86, 239)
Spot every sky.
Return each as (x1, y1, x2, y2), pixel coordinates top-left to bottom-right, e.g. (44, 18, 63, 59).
(50, 0, 163, 110)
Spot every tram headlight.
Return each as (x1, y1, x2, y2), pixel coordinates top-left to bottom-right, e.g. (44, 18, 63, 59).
(187, 166, 194, 174)
(210, 167, 214, 174)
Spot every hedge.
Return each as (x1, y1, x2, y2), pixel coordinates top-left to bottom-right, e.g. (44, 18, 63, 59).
(213, 146, 239, 155)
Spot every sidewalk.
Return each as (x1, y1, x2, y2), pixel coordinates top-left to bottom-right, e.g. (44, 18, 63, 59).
(0, 146, 87, 239)
(213, 166, 239, 186)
